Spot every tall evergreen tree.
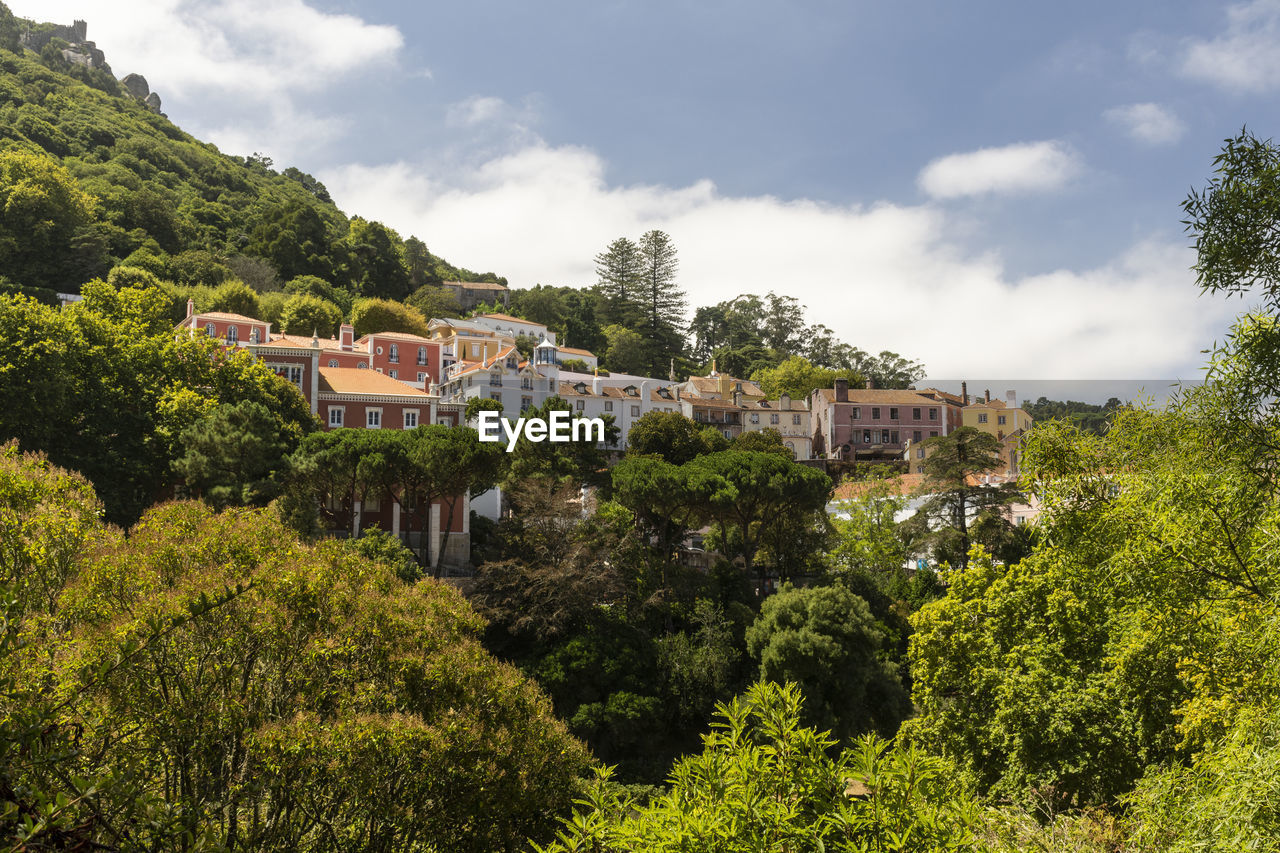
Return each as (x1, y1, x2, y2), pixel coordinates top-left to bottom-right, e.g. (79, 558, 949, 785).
(594, 237, 644, 326)
(637, 229, 687, 375)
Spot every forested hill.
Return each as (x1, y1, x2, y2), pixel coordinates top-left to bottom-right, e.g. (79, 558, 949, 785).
(0, 3, 501, 302)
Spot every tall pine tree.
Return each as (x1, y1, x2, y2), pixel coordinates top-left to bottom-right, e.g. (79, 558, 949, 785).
(637, 229, 687, 375)
(594, 237, 644, 326)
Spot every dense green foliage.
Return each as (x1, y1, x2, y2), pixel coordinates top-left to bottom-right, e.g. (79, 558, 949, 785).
(536, 682, 982, 853)
(0, 447, 590, 851)
(1024, 396, 1122, 435)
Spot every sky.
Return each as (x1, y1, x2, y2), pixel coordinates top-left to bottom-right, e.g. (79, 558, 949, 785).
(8, 0, 1278, 381)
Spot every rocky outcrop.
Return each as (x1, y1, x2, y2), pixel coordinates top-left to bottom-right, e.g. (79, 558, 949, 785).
(121, 73, 149, 100)
(144, 92, 162, 113)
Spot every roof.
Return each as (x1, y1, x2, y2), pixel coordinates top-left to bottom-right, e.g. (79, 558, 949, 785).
(814, 388, 943, 406)
(358, 331, 435, 344)
(443, 280, 509, 291)
(190, 311, 267, 325)
(473, 312, 538, 324)
(687, 375, 765, 396)
(269, 333, 348, 352)
(745, 398, 808, 412)
(318, 367, 433, 398)
(682, 394, 745, 410)
(917, 388, 966, 406)
(557, 346, 596, 358)
(967, 398, 1008, 409)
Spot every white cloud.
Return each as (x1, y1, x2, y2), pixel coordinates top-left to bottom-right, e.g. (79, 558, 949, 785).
(447, 96, 510, 128)
(1183, 0, 1280, 93)
(1104, 102, 1186, 146)
(6, 0, 404, 99)
(323, 143, 1233, 379)
(917, 141, 1082, 200)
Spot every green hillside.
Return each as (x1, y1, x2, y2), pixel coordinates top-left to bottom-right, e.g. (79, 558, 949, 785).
(0, 2, 500, 302)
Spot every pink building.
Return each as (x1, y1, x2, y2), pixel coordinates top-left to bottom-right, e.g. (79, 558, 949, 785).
(810, 379, 963, 462)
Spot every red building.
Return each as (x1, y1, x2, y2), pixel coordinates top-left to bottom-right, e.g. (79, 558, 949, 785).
(176, 305, 469, 569)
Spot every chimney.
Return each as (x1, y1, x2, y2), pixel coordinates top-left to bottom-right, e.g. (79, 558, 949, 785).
(781, 393, 791, 410)
(1006, 389, 1016, 408)
(340, 323, 354, 352)
(186, 297, 194, 320)
(984, 389, 991, 403)
(733, 390, 742, 407)
(865, 379, 874, 390)
(592, 376, 602, 395)
(834, 378, 849, 402)
(961, 381, 968, 405)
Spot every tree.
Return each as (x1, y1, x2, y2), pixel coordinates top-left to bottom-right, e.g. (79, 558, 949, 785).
(636, 229, 687, 374)
(406, 282, 463, 319)
(627, 410, 715, 464)
(0, 149, 97, 291)
(172, 399, 288, 507)
(277, 292, 342, 337)
(691, 450, 832, 580)
(594, 236, 644, 326)
(1, 485, 591, 852)
(752, 355, 862, 400)
(350, 296, 430, 337)
(602, 323, 649, 374)
(746, 584, 911, 740)
(907, 426, 1021, 568)
(341, 217, 412, 300)
(205, 279, 260, 317)
(536, 682, 980, 853)
(285, 273, 352, 313)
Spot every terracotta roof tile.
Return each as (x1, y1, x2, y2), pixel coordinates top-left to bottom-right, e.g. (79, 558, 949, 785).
(443, 280, 509, 291)
(318, 367, 432, 397)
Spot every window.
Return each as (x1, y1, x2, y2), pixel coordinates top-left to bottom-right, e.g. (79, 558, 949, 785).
(521, 395, 532, 410)
(917, 448, 925, 459)
(357, 362, 368, 369)
(852, 407, 861, 419)
(912, 407, 921, 420)
(329, 359, 338, 367)
(507, 357, 517, 369)
(417, 347, 427, 365)
(793, 414, 801, 425)
(723, 429, 731, 439)
(881, 430, 890, 444)
(631, 405, 640, 417)
(770, 413, 780, 424)
(375, 368, 383, 374)
(913, 431, 922, 443)
(329, 407, 344, 427)
(415, 372, 426, 383)
(872, 407, 881, 419)
(249, 328, 260, 344)
(998, 414, 1006, 425)
(376, 346, 383, 355)
(204, 322, 215, 336)
(978, 413, 988, 423)
(490, 373, 502, 387)
(604, 401, 613, 411)
(889, 407, 898, 420)
(750, 413, 760, 424)
(521, 377, 532, 390)
(576, 400, 585, 411)
(930, 430, 939, 437)
(929, 407, 938, 420)
(891, 430, 899, 443)
(917, 465, 924, 474)
(490, 393, 501, 402)
(389, 344, 399, 363)
(470, 344, 480, 358)
(863, 430, 872, 443)
(389, 369, 398, 379)
(404, 410, 418, 429)
(367, 409, 382, 429)
(226, 325, 238, 343)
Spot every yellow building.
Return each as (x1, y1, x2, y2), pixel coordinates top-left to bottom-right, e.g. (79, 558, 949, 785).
(427, 318, 514, 369)
(961, 390, 1034, 478)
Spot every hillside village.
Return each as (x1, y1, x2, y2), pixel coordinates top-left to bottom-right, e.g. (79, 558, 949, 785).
(176, 289, 1041, 571)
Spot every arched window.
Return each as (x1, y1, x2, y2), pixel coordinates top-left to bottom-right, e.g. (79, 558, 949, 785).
(357, 362, 368, 370)
(204, 322, 215, 336)
(227, 326, 238, 343)
(329, 359, 339, 368)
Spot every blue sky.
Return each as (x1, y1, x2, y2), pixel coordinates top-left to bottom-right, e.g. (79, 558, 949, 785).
(10, 0, 1277, 379)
